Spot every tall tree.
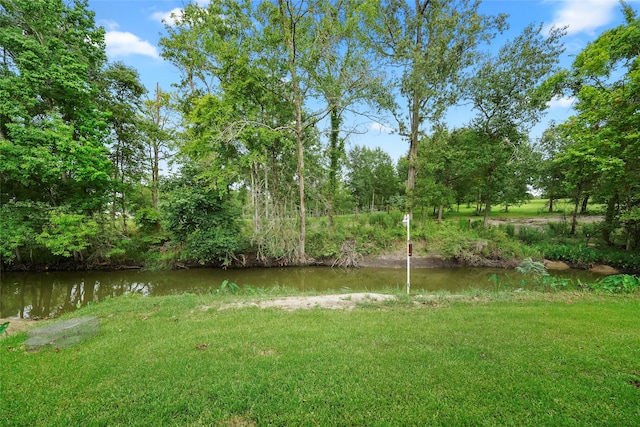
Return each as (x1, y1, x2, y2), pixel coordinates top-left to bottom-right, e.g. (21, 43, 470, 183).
(553, 3, 640, 247)
(141, 83, 177, 210)
(98, 62, 147, 233)
(363, 0, 505, 213)
(415, 127, 478, 220)
(535, 125, 569, 213)
(465, 23, 565, 226)
(0, 0, 111, 262)
(159, 0, 300, 261)
(309, 0, 384, 229)
(256, 0, 372, 261)
(346, 145, 399, 211)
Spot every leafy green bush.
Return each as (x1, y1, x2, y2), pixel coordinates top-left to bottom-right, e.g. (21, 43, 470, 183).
(214, 279, 240, 294)
(580, 222, 601, 242)
(161, 168, 241, 265)
(583, 274, 640, 293)
(498, 223, 515, 238)
(537, 243, 640, 269)
(470, 219, 484, 230)
(134, 208, 162, 233)
(457, 218, 471, 231)
(306, 229, 339, 258)
(517, 226, 545, 245)
(546, 222, 569, 238)
(537, 243, 599, 264)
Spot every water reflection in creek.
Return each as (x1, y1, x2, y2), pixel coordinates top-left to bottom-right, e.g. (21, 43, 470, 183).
(0, 266, 601, 319)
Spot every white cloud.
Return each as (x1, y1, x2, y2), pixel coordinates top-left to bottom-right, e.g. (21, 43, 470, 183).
(105, 31, 160, 59)
(151, 0, 210, 26)
(370, 122, 395, 133)
(97, 20, 119, 31)
(151, 7, 183, 26)
(546, 0, 619, 36)
(547, 95, 575, 109)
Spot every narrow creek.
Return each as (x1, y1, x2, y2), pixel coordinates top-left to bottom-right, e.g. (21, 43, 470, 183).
(0, 266, 601, 319)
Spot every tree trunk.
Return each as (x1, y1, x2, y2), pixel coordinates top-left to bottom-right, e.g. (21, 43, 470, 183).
(405, 0, 426, 217)
(548, 197, 554, 213)
(580, 194, 589, 214)
(437, 205, 444, 221)
(626, 226, 632, 251)
(121, 174, 127, 235)
(294, 97, 306, 262)
(150, 84, 162, 210)
(602, 195, 618, 245)
(251, 164, 260, 234)
(483, 197, 491, 228)
(278, 0, 306, 263)
(327, 106, 342, 230)
(570, 196, 580, 235)
(264, 161, 269, 220)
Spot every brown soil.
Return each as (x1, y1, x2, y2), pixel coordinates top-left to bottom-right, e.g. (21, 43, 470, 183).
(216, 292, 397, 311)
(0, 318, 37, 337)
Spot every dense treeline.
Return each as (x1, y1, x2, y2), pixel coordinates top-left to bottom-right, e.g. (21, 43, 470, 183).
(1, 0, 639, 270)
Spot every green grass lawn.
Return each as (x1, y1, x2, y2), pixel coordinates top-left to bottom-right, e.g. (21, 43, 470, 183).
(443, 198, 604, 220)
(2, 291, 639, 426)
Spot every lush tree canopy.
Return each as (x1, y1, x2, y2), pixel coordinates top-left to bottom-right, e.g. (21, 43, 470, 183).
(2, 0, 639, 267)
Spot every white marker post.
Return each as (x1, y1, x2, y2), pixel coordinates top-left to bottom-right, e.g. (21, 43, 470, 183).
(402, 214, 410, 294)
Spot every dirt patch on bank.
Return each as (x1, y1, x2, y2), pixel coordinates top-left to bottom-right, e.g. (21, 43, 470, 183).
(0, 318, 37, 337)
(215, 293, 397, 311)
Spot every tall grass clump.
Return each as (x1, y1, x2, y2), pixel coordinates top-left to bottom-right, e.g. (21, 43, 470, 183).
(517, 226, 545, 245)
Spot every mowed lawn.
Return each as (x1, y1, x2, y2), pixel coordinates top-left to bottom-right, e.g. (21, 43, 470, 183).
(1, 292, 639, 426)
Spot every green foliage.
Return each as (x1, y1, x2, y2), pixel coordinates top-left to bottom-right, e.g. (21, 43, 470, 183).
(0, 0, 112, 213)
(498, 223, 515, 238)
(517, 226, 545, 245)
(537, 243, 599, 264)
(537, 275, 572, 291)
(347, 146, 400, 211)
(462, 23, 565, 222)
(36, 210, 99, 258)
(488, 273, 508, 291)
(516, 257, 549, 277)
(0, 200, 47, 262)
(162, 168, 241, 265)
(546, 221, 570, 238)
(537, 242, 640, 269)
(214, 280, 240, 295)
(584, 274, 640, 293)
(306, 229, 340, 258)
(0, 321, 9, 336)
(134, 208, 163, 234)
(550, 5, 640, 245)
(367, 211, 403, 229)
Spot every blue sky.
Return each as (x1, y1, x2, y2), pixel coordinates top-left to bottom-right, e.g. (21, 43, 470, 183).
(89, 0, 637, 163)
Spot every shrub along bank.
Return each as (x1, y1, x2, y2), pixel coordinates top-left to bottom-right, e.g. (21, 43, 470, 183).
(3, 208, 639, 273)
